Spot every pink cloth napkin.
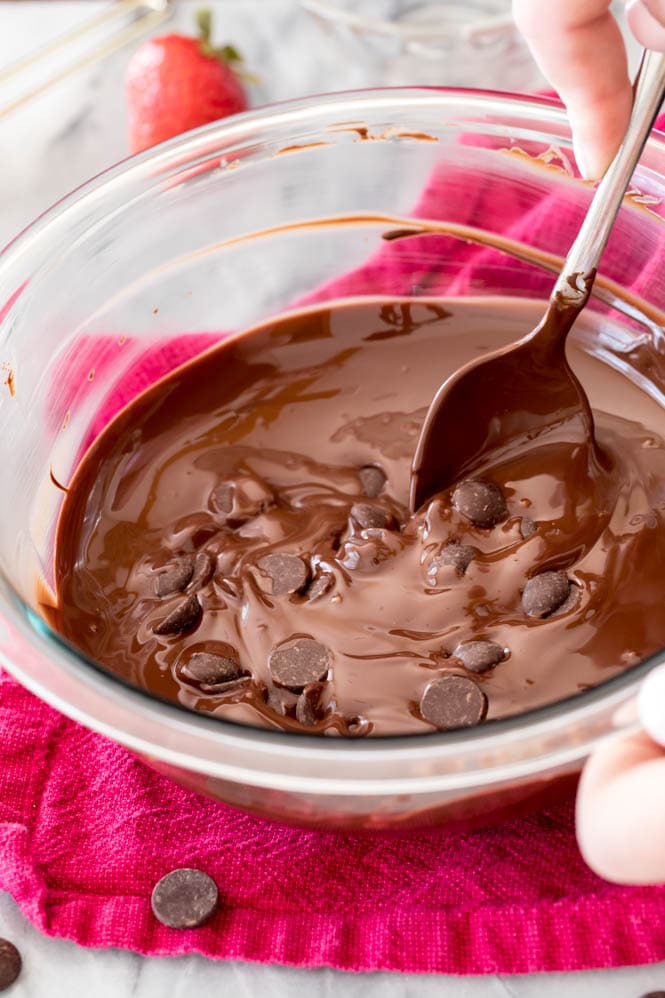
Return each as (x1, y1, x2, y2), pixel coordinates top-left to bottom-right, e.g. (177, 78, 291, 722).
(3, 110, 665, 973)
(3, 673, 665, 973)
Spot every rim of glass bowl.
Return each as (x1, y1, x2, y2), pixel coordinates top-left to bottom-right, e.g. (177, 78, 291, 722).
(0, 88, 661, 796)
(298, 1, 514, 44)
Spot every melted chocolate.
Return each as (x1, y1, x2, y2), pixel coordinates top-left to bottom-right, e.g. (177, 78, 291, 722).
(53, 299, 665, 735)
(411, 271, 601, 510)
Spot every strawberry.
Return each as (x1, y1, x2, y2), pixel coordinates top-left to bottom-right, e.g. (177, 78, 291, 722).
(125, 9, 249, 154)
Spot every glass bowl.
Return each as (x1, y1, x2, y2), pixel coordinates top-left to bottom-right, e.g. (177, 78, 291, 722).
(1, 88, 664, 832)
(299, 0, 542, 89)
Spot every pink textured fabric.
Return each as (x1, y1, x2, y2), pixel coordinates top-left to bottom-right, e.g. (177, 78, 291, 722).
(3, 672, 665, 973)
(3, 113, 665, 972)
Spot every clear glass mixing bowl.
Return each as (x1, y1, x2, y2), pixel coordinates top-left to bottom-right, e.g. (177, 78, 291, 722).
(1, 89, 664, 831)
(299, 0, 540, 90)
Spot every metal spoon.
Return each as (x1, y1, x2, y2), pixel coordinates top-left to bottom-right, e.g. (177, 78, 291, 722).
(410, 48, 665, 513)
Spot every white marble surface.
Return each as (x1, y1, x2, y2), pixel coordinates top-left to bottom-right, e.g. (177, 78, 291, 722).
(0, 1, 661, 994)
(0, 0, 549, 249)
(4, 885, 665, 998)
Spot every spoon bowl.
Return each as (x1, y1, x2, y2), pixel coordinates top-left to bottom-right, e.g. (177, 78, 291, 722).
(410, 48, 665, 512)
(410, 283, 598, 509)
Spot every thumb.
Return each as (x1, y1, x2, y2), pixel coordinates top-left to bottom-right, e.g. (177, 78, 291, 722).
(575, 664, 665, 884)
(577, 727, 665, 883)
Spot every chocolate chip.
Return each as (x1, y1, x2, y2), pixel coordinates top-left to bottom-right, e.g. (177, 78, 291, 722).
(155, 557, 194, 597)
(269, 637, 331, 691)
(181, 651, 244, 687)
(211, 483, 233, 515)
(211, 676, 252, 696)
(420, 675, 487, 729)
(257, 553, 309, 596)
(295, 682, 326, 725)
(189, 551, 214, 590)
(264, 686, 288, 716)
(210, 476, 274, 523)
(358, 465, 386, 498)
(520, 516, 538, 540)
(305, 573, 334, 601)
(641, 992, 665, 998)
(522, 570, 571, 618)
(451, 479, 507, 528)
(453, 640, 506, 673)
(347, 715, 371, 736)
(0, 940, 21, 992)
(154, 594, 201, 635)
(555, 581, 582, 615)
(437, 542, 476, 575)
(350, 503, 388, 529)
(151, 868, 218, 929)
(340, 536, 391, 572)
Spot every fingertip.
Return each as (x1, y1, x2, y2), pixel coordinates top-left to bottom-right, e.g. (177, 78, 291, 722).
(577, 732, 665, 883)
(638, 664, 665, 747)
(571, 138, 616, 181)
(627, 0, 665, 52)
(570, 70, 634, 176)
(572, 137, 592, 180)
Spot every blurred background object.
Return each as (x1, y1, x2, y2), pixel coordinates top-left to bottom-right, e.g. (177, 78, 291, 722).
(0, 0, 546, 250)
(0, 0, 172, 119)
(299, 0, 540, 89)
(0, 2, 639, 253)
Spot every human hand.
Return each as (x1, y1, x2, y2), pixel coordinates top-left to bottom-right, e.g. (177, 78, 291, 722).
(577, 665, 665, 883)
(513, 0, 665, 179)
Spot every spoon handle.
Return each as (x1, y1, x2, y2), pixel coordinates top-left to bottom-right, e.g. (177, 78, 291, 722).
(553, 47, 665, 300)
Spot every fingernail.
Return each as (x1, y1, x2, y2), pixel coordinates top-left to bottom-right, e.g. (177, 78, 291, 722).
(627, 0, 665, 51)
(572, 136, 592, 181)
(638, 664, 665, 746)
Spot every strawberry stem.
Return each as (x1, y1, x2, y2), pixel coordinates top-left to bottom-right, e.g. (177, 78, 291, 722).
(219, 43, 241, 63)
(195, 8, 213, 46)
(195, 7, 243, 65)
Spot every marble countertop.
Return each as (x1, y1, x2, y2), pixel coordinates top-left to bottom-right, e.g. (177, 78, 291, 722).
(4, 884, 665, 998)
(0, 2, 662, 994)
